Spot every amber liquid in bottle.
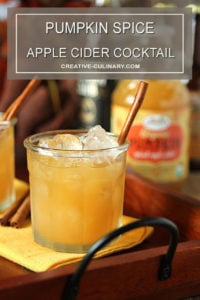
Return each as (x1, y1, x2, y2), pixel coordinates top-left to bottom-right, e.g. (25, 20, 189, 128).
(111, 80, 191, 188)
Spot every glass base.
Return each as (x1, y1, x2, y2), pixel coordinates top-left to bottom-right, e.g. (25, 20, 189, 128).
(34, 232, 94, 253)
(33, 217, 123, 253)
(0, 192, 15, 212)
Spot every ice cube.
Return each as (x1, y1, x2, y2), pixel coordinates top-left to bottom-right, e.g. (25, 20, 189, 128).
(39, 134, 83, 150)
(82, 125, 118, 150)
(38, 138, 51, 148)
(53, 134, 83, 150)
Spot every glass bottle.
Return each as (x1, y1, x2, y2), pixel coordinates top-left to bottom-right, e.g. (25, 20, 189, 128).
(187, 11, 200, 171)
(77, 80, 116, 131)
(111, 80, 191, 186)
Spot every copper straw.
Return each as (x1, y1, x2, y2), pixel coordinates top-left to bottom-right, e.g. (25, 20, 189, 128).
(0, 78, 41, 121)
(117, 81, 149, 146)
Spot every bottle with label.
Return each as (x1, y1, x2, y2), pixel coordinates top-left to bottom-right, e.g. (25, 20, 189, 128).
(77, 80, 116, 131)
(111, 80, 191, 185)
(187, 11, 200, 171)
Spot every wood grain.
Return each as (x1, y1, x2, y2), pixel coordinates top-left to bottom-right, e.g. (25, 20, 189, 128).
(1, 171, 200, 299)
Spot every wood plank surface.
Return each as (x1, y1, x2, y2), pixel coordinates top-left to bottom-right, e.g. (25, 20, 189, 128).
(0, 169, 200, 299)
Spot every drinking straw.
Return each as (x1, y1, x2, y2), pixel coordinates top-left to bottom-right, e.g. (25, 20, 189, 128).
(117, 81, 149, 145)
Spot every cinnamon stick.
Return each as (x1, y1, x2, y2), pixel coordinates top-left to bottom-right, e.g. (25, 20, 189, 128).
(118, 81, 148, 145)
(0, 78, 41, 121)
(9, 195, 30, 228)
(0, 192, 30, 227)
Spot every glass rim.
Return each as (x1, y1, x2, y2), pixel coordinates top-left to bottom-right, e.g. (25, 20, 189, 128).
(24, 129, 129, 156)
(0, 113, 17, 126)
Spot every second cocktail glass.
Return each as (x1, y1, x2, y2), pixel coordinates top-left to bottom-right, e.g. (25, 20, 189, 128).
(0, 120, 15, 211)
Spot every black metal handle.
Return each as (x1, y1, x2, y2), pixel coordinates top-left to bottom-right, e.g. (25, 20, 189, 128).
(62, 217, 179, 300)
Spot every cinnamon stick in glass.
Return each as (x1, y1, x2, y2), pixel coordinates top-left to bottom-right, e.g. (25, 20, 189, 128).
(0, 78, 41, 121)
(118, 81, 148, 146)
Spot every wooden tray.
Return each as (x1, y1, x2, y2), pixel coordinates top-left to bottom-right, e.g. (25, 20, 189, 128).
(1, 171, 200, 300)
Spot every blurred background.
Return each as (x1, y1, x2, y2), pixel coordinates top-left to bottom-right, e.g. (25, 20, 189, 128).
(0, 0, 200, 192)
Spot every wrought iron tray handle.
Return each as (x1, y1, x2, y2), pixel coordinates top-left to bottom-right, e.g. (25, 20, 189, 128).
(62, 217, 179, 300)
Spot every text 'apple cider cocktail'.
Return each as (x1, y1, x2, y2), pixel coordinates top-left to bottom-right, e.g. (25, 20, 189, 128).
(0, 121, 15, 211)
(24, 125, 128, 253)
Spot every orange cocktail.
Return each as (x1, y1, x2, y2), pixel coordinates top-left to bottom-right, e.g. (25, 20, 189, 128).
(0, 121, 15, 211)
(24, 126, 128, 253)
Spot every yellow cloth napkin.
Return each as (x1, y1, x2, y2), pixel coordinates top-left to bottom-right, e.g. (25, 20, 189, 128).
(14, 178, 29, 201)
(0, 179, 153, 273)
